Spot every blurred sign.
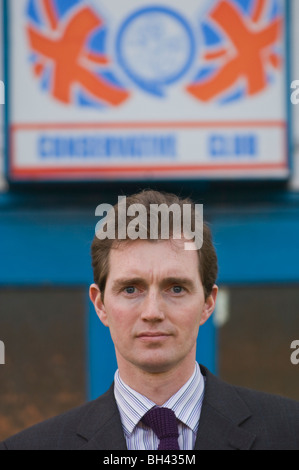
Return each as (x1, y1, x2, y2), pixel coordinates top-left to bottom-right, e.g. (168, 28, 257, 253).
(7, 0, 289, 181)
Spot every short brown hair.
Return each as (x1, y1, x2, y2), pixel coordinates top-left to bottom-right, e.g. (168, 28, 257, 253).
(91, 189, 218, 300)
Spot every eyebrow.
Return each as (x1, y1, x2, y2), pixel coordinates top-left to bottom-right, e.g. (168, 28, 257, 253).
(160, 277, 196, 291)
(112, 276, 196, 292)
(112, 277, 146, 292)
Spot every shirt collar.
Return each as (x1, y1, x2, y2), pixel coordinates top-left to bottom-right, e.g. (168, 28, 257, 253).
(114, 362, 204, 437)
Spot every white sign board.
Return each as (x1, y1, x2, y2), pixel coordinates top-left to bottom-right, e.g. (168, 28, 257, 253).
(7, 0, 289, 181)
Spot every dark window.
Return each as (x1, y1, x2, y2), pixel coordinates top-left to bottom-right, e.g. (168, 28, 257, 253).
(218, 285, 299, 401)
(0, 287, 86, 440)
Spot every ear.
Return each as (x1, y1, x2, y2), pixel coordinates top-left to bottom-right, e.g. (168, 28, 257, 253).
(89, 283, 109, 327)
(199, 284, 218, 326)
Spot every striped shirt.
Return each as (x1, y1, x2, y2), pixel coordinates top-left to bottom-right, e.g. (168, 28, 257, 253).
(114, 362, 204, 450)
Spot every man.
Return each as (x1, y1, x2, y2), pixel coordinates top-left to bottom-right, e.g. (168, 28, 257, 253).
(1, 189, 299, 450)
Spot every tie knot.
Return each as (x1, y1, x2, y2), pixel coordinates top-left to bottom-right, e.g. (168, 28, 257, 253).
(141, 407, 179, 449)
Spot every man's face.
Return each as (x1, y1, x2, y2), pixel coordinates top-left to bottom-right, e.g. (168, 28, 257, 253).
(90, 239, 217, 377)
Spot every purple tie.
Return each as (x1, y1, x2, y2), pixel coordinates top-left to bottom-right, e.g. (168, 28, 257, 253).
(142, 406, 180, 450)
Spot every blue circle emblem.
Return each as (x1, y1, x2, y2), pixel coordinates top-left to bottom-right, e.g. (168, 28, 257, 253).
(116, 6, 196, 96)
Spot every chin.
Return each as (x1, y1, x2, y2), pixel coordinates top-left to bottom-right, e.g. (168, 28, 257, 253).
(135, 356, 179, 375)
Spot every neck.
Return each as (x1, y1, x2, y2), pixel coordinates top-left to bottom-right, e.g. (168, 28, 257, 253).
(117, 358, 196, 405)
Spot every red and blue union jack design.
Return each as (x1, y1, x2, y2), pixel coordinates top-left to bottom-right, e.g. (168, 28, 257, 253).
(26, 0, 130, 108)
(186, 0, 283, 104)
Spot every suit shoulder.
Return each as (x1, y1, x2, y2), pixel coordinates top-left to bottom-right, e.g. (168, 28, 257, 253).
(202, 365, 299, 417)
(201, 365, 299, 448)
(233, 384, 299, 441)
(233, 383, 299, 413)
(0, 400, 93, 450)
(0, 388, 114, 450)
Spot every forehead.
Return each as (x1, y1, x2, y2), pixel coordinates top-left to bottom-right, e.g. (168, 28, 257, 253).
(107, 239, 200, 281)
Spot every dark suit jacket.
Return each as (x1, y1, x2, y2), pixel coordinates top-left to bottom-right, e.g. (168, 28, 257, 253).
(1, 365, 299, 450)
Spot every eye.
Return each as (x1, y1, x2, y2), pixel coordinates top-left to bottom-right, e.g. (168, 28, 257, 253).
(123, 286, 137, 295)
(171, 285, 184, 294)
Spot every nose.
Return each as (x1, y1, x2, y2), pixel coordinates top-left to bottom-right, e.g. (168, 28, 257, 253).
(140, 289, 165, 322)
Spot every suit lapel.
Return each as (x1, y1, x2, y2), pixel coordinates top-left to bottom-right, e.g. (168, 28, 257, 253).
(76, 385, 127, 450)
(194, 366, 256, 450)
(194, 402, 256, 450)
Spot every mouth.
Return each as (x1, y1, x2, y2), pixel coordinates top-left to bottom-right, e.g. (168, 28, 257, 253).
(136, 332, 171, 341)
